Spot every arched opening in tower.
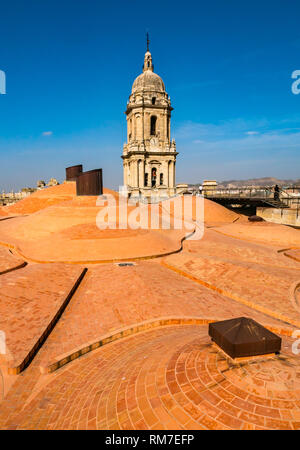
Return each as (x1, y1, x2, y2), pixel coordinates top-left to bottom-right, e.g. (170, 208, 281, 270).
(151, 168, 157, 187)
(150, 116, 157, 136)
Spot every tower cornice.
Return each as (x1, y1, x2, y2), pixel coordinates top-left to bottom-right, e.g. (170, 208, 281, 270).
(122, 151, 178, 160)
(125, 104, 173, 115)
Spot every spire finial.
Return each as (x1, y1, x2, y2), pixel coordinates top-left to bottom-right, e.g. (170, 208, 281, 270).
(143, 32, 153, 72)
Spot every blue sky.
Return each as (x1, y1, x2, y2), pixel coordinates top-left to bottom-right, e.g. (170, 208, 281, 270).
(0, 0, 300, 191)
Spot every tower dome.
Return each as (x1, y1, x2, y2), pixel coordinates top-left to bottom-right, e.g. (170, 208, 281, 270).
(131, 39, 165, 94)
(131, 69, 165, 93)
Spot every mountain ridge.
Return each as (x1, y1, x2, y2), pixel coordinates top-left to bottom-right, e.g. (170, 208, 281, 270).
(190, 177, 300, 188)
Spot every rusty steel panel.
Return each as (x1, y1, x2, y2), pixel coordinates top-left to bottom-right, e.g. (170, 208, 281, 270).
(76, 169, 103, 196)
(209, 317, 281, 359)
(66, 164, 83, 181)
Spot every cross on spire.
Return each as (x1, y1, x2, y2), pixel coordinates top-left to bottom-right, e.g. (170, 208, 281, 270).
(146, 32, 149, 52)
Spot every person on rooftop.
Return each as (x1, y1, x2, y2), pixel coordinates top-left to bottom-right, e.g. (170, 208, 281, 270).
(274, 184, 280, 201)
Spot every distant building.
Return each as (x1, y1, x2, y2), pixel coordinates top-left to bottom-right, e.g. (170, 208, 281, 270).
(37, 180, 46, 189)
(47, 178, 59, 187)
(0, 188, 34, 206)
(176, 184, 189, 195)
(0, 177, 59, 207)
(202, 180, 217, 195)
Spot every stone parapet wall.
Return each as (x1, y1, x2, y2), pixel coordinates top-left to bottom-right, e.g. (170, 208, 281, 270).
(257, 207, 300, 227)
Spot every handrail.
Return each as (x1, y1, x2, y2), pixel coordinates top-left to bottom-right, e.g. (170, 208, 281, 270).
(202, 186, 274, 199)
(201, 185, 300, 211)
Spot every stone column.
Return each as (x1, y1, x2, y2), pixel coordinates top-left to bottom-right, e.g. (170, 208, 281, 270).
(164, 111, 168, 143)
(133, 160, 138, 187)
(159, 113, 164, 141)
(127, 162, 131, 186)
(163, 161, 168, 186)
(147, 162, 151, 187)
(138, 160, 144, 188)
(133, 115, 136, 140)
(173, 161, 176, 187)
(136, 114, 142, 140)
(142, 105, 145, 142)
(145, 113, 150, 140)
(127, 117, 132, 142)
(169, 161, 174, 188)
(123, 163, 127, 186)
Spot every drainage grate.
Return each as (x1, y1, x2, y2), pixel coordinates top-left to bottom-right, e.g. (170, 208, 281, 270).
(116, 262, 136, 267)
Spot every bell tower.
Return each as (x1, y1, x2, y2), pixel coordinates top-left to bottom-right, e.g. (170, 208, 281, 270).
(122, 35, 178, 200)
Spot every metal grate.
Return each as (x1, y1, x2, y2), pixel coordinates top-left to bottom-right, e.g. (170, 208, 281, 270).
(116, 262, 135, 267)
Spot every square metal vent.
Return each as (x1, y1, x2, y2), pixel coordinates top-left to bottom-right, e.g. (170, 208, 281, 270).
(115, 262, 136, 267)
(209, 317, 281, 359)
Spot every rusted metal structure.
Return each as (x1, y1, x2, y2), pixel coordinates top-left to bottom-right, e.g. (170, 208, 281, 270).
(66, 164, 83, 181)
(209, 317, 281, 358)
(76, 169, 103, 196)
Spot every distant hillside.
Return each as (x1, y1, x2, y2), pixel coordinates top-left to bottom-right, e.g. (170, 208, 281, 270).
(218, 177, 300, 188)
(190, 177, 300, 188)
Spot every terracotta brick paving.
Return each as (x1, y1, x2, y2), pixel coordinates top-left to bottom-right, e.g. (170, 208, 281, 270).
(0, 216, 299, 430)
(0, 263, 84, 372)
(286, 249, 300, 263)
(164, 229, 300, 325)
(0, 246, 25, 274)
(184, 228, 300, 270)
(212, 221, 300, 247)
(0, 196, 190, 263)
(37, 260, 295, 373)
(1, 325, 300, 430)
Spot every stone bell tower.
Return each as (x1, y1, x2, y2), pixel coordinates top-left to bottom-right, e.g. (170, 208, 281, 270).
(122, 35, 178, 200)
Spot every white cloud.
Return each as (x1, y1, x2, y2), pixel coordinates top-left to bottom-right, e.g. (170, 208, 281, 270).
(174, 118, 300, 182)
(174, 118, 270, 141)
(42, 131, 53, 136)
(192, 139, 206, 144)
(174, 118, 300, 154)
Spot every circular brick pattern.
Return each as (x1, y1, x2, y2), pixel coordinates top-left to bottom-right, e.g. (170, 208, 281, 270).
(6, 325, 300, 430)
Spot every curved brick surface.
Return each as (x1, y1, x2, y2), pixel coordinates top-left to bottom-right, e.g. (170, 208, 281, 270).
(164, 229, 300, 326)
(0, 186, 299, 430)
(0, 207, 191, 263)
(1, 182, 77, 215)
(0, 263, 85, 372)
(0, 189, 242, 264)
(285, 249, 300, 263)
(0, 246, 25, 275)
(213, 222, 300, 247)
(1, 325, 300, 430)
(37, 261, 294, 373)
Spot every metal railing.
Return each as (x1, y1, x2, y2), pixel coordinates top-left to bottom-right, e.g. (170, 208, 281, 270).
(200, 185, 300, 216)
(202, 186, 300, 209)
(202, 186, 276, 200)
